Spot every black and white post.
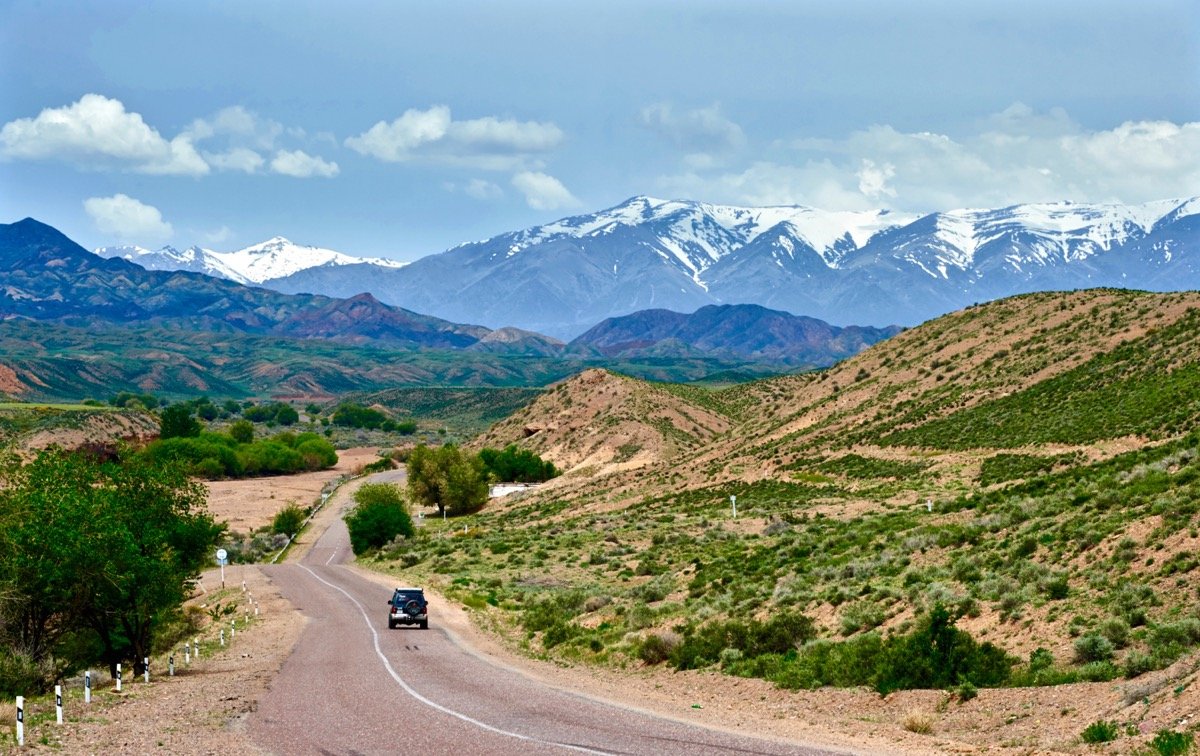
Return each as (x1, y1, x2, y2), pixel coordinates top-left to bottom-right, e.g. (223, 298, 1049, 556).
(85, 670, 91, 704)
(143, 657, 150, 683)
(116, 662, 122, 692)
(56, 684, 62, 724)
(169, 654, 175, 676)
(15, 696, 23, 747)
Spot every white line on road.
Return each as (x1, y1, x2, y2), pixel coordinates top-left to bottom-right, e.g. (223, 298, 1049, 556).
(299, 565, 611, 755)
(325, 549, 337, 565)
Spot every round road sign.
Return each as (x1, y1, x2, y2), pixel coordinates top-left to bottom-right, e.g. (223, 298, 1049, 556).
(216, 548, 228, 561)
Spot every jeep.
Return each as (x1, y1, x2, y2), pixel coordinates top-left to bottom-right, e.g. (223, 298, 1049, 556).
(387, 587, 429, 629)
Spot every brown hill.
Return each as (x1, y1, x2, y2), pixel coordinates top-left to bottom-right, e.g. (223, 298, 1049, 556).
(472, 368, 732, 482)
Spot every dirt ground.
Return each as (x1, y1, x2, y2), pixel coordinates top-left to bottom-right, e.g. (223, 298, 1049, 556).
(11, 457, 1199, 755)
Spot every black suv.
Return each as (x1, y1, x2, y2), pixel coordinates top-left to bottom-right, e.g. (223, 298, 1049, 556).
(387, 587, 429, 629)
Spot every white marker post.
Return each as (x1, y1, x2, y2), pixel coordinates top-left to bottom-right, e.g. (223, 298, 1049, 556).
(194, 637, 200, 658)
(184, 643, 190, 665)
(730, 494, 737, 518)
(254, 603, 259, 617)
(143, 657, 150, 683)
(169, 654, 175, 676)
(85, 670, 92, 703)
(220, 629, 225, 647)
(231, 620, 236, 640)
(56, 684, 63, 724)
(15, 696, 23, 747)
(116, 663, 122, 692)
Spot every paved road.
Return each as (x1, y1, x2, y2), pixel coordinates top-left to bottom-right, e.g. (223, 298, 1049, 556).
(250, 493, 844, 755)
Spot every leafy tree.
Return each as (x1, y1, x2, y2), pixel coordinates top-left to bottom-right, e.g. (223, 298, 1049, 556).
(479, 444, 559, 483)
(0, 450, 221, 686)
(331, 402, 389, 429)
(344, 483, 414, 554)
(407, 444, 488, 516)
(229, 419, 254, 444)
(222, 399, 242, 415)
(274, 404, 299, 426)
(159, 404, 201, 439)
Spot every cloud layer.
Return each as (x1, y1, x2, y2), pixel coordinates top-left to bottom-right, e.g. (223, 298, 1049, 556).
(83, 194, 174, 245)
(656, 103, 1200, 211)
(511, 171, 580, 211)
(0, 95, 338, 179)
(345, 105, 563, 170)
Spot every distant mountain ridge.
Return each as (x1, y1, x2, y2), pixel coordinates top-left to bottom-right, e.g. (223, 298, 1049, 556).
(238, 195, 1200, 338)
(567, 304, 901, 366)
(95, 236, 406, 285)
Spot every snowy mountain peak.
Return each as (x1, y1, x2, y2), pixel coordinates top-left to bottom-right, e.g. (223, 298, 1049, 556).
(94, 236, 406, 285)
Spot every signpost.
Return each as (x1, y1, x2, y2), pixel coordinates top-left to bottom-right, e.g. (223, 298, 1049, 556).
(730, 494, 737, 518)
(216, 548, 228, 588)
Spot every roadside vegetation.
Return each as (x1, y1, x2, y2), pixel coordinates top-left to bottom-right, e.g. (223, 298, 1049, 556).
(352, 291, 1200, 716)
(0, 449, 221, 694)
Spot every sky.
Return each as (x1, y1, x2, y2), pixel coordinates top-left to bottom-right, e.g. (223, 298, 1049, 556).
(1, 0, 1198, 260)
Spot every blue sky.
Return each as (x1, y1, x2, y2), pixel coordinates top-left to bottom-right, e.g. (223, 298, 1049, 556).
(2, 0, 1198, 260)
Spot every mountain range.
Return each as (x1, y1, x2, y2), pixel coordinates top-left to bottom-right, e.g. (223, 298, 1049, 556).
(129, 195, 1199, 339)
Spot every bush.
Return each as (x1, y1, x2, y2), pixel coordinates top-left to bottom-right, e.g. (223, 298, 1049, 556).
(639, 631, 681, 664)
(271, 504, 307, 536)
(479, 444, 559, 483)
(874, 605, 1013, 695)
(344, 483, 414, 555)
(1080, 720, 1119, 744)
(1074, 633, 1115, 663)
(331, 402, 390, 429)
(1150, 729, 1194, 756)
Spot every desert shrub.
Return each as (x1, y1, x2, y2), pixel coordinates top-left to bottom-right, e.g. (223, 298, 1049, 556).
(1098, 617, 1131, 648)
(874, 605, 1013, 694)
(1080, 720, 1119, 743)
(671, 611, 816, 670)
(331, 402, 389, 429)
(903, 710, 935, 734)
(639, 630, 681, 664)
(1150, 729, 1195, 756)
(271, 504, 307, 536)
(229, 419, 254, 444)
(521, 590, 587, 633)
(1074, 633, 1115, 663)
(0, 648, 49, 698)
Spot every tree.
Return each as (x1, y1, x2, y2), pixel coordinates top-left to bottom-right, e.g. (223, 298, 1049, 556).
(344, 483, 414, 554)
(479, 444, 559, 483)
(406, 444, 488, 516)
(229, 419, 254, 444)
(0, 450, 221, 686)
(159, 404, 201, 439)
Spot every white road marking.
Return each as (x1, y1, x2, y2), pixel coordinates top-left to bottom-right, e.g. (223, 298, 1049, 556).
(300, 565, 611, 755)
(325, 548, 337, 565)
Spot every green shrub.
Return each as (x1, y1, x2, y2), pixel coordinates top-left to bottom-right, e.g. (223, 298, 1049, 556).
(639, 631, 681, 664)
(1080, 720, 1119, 743)
(344, 483, 414, 555)
(1150, 729, 1194, 756)
(271, 504, 307, 536)
(1074, 633, 1115, 663)
(479, 444, 559, 483)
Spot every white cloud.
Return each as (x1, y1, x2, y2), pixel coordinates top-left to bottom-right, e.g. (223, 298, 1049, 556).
(202, 225, 233, 245)
(639, 102, 746, 152)
(464, 178, 503, 200)
(269, 149, 339, 178)
(0, 94, 208, 176)
(657, 104, 1200, 211)
(511, 171, 580, 211)
(184, 105, 283, 150)
(83, 194, 174, 245)
(204, 147, 265, 174)
(345, 105, 563, 170)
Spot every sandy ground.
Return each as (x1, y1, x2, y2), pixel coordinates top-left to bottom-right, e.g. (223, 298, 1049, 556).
(11, 456, 1199, 755)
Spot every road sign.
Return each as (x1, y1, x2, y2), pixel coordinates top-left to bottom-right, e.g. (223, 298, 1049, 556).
(216, 548, 228, 562)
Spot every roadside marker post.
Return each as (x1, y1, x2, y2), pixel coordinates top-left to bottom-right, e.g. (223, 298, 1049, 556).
(169, 654, 175, 676)
(55, 684, 62, 724)
(15, 696, 23, 747)
(220, 629, 225, 647)
(730, 494, 737, 518)
(194, 637, 200, 658)
(143, 657, 150, 683)
(115, 663, 122, 692)
(231, 620, 236, 640)
(84, 671, 91, 703)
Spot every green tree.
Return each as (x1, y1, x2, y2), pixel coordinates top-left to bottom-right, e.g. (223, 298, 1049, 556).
(159, 404, 201, 439)
(0, 450, 221, 685)
(274, 403, 299, 426)
(344, 483, 414, 554)
(407, 444, 488, 516)
(479, 444, 559, 483)
(229, 419, 254, 444)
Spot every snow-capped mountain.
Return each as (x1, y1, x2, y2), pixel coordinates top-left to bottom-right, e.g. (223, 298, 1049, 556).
(95, 237, 406, 285)
(104, 195, 1200, 339)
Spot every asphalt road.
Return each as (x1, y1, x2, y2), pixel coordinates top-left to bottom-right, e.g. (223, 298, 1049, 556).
(249, 494, 845, 755)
